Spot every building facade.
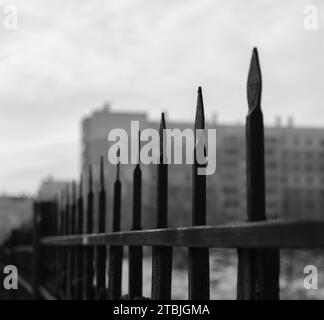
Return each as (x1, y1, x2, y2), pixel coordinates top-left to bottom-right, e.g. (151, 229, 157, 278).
(81, 105, 324, 229)
(0, 196, 33, 243)
(216, 123, 324, 221)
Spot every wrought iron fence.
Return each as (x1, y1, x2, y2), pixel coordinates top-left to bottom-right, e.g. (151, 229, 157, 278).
(2, 48, 324, 300)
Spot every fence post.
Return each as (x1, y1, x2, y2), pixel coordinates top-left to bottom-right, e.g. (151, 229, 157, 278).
(55, 194, 61, 298)
(59, 190, 67, 299)
(237, 48, 280, 300)
(32, 202, 41, 299)
(151, 113, 173, 300)
(65, 186, 72, 299)
(77, 174, 84, 300)
(71, 181, 77, 299)
(96, 157, 107, 299)
(108, 152, 123, 300)
(9, 229, 17, 300)
(188, 87, 210, 300)
(47, 200, 57, 295)
(129, 132, 143, 299)
(85, 165, 95, 299)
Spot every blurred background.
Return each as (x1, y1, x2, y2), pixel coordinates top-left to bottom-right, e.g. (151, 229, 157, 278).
(1, 0, 324, 299)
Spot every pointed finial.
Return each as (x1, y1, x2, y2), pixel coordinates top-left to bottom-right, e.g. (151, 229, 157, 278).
(159, 113, 167, 163)
(195, 86, 205, 130)
(138, 130, 141, 165)
(72, 181, 76, 202)
(60, 189, 65, 209)
(54, 193, 59, 204)
(79, 172, 83, 199)
(65, 184, 70, 205)
(247, 47, 262, 112)
(100, 156, 105, 190)
(88, 165, 93, 191)
(116, 148, 120, 180)
(160, 112, 166, 133)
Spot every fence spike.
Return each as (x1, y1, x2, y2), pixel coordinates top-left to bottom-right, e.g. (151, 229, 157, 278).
(160, 112, 166, 154)
(97, 157, 107, 299)
(85, 165, 94, 299)
(100, 156, 105, 190)
(151, 112, 172, 300)
(70, 181, 77, 299)
(88, 165, 93, 192)
(195, 86, 205, 130)
(79, 173, 83, 200)
(108, 153, 123, 299)
(58, 188, 66, 299)
(138, 130, 141, 164)
(129, 132, 143, 299)
(247, 47, 262, 113)
(65, 184, 70, 208)
(72, 181, 76, 205)
(237, 48, 279, 300)
(116, 148, 120, 181)
(64, 184, 72, 299)
(188, 86, 210, 300)
(77, 172, 85, 300)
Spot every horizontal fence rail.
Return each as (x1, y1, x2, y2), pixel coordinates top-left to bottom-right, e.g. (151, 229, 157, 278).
(2, 47, 324, 300)
(39, 221, 324, 248)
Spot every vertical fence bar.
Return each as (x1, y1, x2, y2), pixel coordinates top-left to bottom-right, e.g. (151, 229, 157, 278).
(71, 181, 77, 299)
(55, 195, 61, 297)
(59, 191, 66, 298)
(32, 202, 41, 299)
(237, 48, 279, 300)
(41, 203, 48, 292)
(65, 186, 72, 299)
(108, 151, 123, 300)
(9, 230, 17, 300)
(85, 165, 95, 299)
(77, 174, 84, 300)
(62, 191, 68, 299)
(96, 157, 107, 299)
(48, 201, 57, 293)
(151, 113, 173, 300)
(188, 87, 210, 300)
(129, 132, 143, 299)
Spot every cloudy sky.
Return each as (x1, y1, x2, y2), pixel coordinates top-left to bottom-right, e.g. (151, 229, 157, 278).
(0, 0, 323, 194)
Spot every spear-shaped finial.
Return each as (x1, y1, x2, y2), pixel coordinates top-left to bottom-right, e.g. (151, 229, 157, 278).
(65, 183, 70, 205)
(116, 148, 120, 180)
(195, 86, 205, 130)
(160, 113, 166, 157)
(160, 112, 166, 132)
(247, 47, 262, 112)
(79, 172, 83, 199)
(72, 180, 76, 202)
(60, 189, 65, 210)
(137, 130, 141, 165)
(88, 165, 93, 192)
(100, 156, 105, 190)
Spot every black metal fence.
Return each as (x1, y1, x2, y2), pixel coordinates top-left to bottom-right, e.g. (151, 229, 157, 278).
(2, 48, 324, 300)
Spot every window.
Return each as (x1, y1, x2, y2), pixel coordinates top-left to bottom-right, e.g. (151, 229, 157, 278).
(224, 200, 239, 209)
(307, 177, 314, 184)
(224, 148, 239, 156)
(294, 137, 299, 145)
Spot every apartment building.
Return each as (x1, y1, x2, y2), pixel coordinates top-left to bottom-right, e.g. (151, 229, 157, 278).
(81, 105, 324, 228)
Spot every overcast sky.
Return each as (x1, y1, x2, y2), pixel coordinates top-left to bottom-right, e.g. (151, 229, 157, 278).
(0, 0, 323, 194)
